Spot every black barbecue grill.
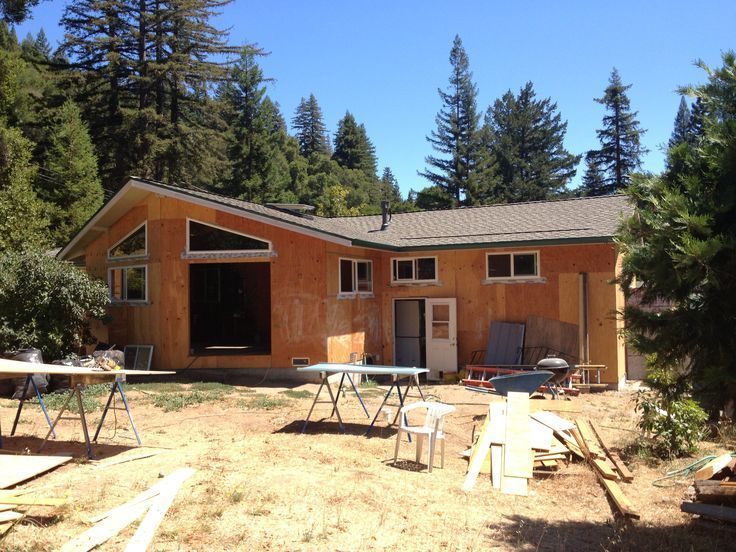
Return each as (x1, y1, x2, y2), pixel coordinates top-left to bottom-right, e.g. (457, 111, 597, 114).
(535, 357, 572, 385)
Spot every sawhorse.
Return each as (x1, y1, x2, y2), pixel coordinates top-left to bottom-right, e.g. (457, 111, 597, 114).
(10, 374, 56, 439)
(39, 376, 140, 458)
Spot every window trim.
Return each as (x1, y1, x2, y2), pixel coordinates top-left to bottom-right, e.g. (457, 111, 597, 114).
(338, 257, 373, 298)
(485, 250, 540, 281)
(390, 256, 438, 284)
(186, 218, 273, 255)
(107, 222, 147, 261)
(108, 265, 148, 303)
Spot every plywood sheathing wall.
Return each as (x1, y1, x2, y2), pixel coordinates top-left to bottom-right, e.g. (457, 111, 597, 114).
(378, 244, 622, 385)
(86, 193, 365, 371)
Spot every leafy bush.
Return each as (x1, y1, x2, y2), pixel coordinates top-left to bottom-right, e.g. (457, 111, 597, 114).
(0, 250, 109, 360)
(635, 364, 707, 458)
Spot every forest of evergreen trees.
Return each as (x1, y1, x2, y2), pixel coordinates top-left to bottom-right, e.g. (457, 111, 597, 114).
(0, 1, 698, 252)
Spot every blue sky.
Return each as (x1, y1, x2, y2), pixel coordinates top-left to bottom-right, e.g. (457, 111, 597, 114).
(16, 0, 735, 198)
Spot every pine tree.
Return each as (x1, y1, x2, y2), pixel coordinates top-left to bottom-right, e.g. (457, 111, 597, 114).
(332, 112, 377, 177)
(483, 81, 580, 202)
(580, 153, 607, 197)
(292, 94, 330, 157)
(0, 0, 40, 24)
(687, 96, 707, 145)
(583, 68, 647, 195)
(0, 122, 49, 252)
(668, 96, 691, 149)
(419, 35, 481, 207)
(33, 29, 51, 60)
(617, 52, 736, 409)
(380, 167, 402, 204)
(41, 100, 103, 245)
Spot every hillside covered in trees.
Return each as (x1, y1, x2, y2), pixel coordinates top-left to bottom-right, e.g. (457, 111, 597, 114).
(0, 0, 696, 252)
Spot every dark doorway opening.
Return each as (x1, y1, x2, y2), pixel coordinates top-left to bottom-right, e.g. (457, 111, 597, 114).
(190, 263, 271, 355)
(394, 299, 426, 368)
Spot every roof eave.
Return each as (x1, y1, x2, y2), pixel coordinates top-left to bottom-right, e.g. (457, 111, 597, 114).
(350, 235, 616, 252)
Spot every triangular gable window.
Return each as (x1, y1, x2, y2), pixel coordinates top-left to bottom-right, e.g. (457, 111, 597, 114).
(188, 220, 270, 253)
(109, 223, 146, 259)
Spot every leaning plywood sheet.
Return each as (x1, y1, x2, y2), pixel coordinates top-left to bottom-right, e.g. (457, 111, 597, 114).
(530, 411, 576, 432)
(504, 392, 532, 479)
(463, 404, 495, 492)
(484, 322, 525, 365)
(523, 315, 578, 363)
(0, 454, 72, 489)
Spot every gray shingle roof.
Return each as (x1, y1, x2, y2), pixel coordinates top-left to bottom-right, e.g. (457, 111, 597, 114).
(134, 178, 633, 251)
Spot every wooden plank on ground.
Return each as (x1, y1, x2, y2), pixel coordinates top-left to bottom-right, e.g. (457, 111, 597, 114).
(60, 502, 150, 552)
(530, 419, 553, 451)
(530, 411, 576, 432)
(693, 480, 736, 503)
(528, 400, 582, 414)
(504, 392, 532, 479)
(501, 475, 528, 496)
(124, 468, 195, 552)
(463, 404, 494, 492)
(694, 454, 734, 481)
(592, 458, 620, 480)
(681, 501, 736, 523)
(0, 521, 14, 536)
(0, 455, 73, 489)
(599, 476, 639, 519)
(0, 496, 66, 506)
(92, 450, 166, 470)
(576, 420, 605, 459)
(587, 419, 634, 482)
(491, 445, 503, 490)
(0, 511, 23, 523)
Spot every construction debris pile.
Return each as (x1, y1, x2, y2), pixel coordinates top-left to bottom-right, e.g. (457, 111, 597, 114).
(682, 453, 736, 523)
(463, 391, 639, 519)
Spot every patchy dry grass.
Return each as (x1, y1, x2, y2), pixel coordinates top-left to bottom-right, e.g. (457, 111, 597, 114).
(1, 384, 733, 551)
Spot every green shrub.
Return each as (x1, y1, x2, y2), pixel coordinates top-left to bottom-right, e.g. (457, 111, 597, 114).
(240, 395, 291, 410)
(281, 389, 312, 399)
(635, 365, 707, 458)
(0, 250, 109, 360)
(152, 389, 224, 412)
(33, 389, 101, 413)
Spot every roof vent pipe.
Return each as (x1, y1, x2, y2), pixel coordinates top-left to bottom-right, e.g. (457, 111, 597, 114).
(380, 200, 391, 231)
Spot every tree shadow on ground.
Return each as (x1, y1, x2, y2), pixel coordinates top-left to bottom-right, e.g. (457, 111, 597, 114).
(274, 419, 398, 439)
(487, 513, 735, 551)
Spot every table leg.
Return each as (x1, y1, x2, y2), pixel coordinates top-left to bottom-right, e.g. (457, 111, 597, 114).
(74, 385, 94, 458)
(12, 376, 57, 438)
(324, 377, 344, 432)
(93, 381, 142, 445)
(93, 382, 117, 442)
(39, 388, 76, 451)
(302, 376, 326, 433)
(345, 373, 370, 418)
(366, 379, 396, 437)
(330, 372, 346, 418)
(10, 375, 31, 436)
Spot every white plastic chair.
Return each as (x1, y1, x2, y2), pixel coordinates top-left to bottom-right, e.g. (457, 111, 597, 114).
(393, 401, 456, 472)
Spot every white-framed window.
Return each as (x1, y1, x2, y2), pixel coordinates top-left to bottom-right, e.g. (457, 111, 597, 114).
(108, 265, 148, 303)
(186, 219, 271, 254)
(485, 251, 540, 280)
(108, 222, 147, 260)
(391, 256, 437, 283)
(339, 258, 373, 296)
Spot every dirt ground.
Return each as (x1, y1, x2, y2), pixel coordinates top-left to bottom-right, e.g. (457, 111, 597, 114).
(0, 378, 733, 551)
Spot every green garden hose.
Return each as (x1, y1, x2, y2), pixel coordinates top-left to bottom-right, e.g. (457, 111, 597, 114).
(653, 453, 736, 487)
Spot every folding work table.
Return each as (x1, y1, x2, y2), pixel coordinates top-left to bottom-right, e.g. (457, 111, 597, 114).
(0, 357, 174, 457)
(298, 363, 428, 436)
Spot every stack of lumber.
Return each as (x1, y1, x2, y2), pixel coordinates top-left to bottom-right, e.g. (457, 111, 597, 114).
(0, 489, 67, 537)
(463, 393, 582, 496)
(682, 453, 736, 523)
(462, 401, 638, 519)
(0, 453, 73, 538)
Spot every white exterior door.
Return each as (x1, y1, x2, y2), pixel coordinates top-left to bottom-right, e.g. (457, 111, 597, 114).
(425, 298, 457, 380)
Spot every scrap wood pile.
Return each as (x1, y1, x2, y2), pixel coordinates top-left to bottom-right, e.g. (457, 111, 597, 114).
(682, 453, 736, 523)
(0, 453, 73, 540)
(463, 392, 638, 519)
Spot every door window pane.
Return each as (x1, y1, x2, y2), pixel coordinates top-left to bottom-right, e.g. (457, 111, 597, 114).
(433, 303, 450, 322)
(432, 322, 449, 339)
